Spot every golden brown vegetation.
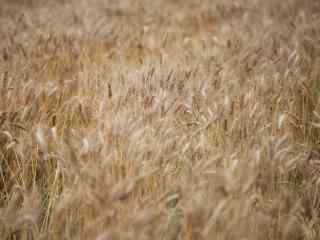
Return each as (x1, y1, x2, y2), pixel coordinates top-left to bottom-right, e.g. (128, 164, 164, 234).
(1, 0, 320, 239)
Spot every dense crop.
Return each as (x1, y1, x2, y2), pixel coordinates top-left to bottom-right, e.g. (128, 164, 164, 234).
(1, 0, 320, 239)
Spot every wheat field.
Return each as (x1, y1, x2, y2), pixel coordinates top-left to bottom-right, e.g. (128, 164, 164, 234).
(1, 0, 320, 239)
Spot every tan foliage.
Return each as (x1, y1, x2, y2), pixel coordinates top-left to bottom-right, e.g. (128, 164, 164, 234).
(1, 0, 320, 239)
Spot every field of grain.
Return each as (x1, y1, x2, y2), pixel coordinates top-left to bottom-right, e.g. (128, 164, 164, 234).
(1, 0, 320, 239)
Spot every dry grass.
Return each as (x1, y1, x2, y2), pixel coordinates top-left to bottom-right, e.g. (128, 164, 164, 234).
(1, 0, 320, 239)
